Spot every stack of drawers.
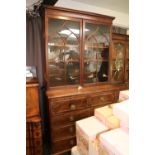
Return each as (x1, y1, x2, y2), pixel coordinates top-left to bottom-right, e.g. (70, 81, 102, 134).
(47, 88, 119, 155)
(49, 95, 91, 154)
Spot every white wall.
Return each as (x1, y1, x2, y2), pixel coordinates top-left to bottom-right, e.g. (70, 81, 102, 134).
(55, 0, 129, 28)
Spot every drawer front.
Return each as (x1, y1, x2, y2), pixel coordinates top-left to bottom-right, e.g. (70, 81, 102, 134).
(51, 124, 76, 141)
(26, 137, 42, 148)
(26, 86, 39, 117)
(88, 92, 116, 107)
(51, 137, 76, 154)
(49, 97, 89, 115)
(26, 121, 42, 139)
(51, 109, 91, 129)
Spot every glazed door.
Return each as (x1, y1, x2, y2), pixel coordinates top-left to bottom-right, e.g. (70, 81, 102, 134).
(83, 21, 111, 84)
(111, 41, 126, 83)
(47, 17, 82, 87)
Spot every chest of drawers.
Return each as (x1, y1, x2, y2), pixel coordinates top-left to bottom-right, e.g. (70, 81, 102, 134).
(46, 85, 120, 155)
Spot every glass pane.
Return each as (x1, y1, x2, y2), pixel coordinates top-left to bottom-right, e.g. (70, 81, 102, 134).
(48, 62, 65, 86)
(84, 22, 110, 84)
(112, 43, 125, 82)
(84, 61, 96, 83)
(112, 69, 124, 81)
(48, 18, 80, 86)
(97, 61, 109, 82)
(67, 62, 80, 84)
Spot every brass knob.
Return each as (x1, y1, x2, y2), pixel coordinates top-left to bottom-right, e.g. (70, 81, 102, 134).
(69, 116, 74, 121)
(70, 104, 76, 110)
(70, 140, 74, 146)
(100, 97, 104, 101)
(69, 127, 74, 133)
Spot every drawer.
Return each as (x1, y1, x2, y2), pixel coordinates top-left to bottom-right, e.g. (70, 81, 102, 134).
(26, 129, 42, 140)
(49, 97, 89, 115)
(51, 109, 91, 128)
(26, 137, 42, 148)
(51, 124, 75, 141)
(51, 137, 76, 154)
(26, 121, 42, 139)
(88, 92, 116, 107)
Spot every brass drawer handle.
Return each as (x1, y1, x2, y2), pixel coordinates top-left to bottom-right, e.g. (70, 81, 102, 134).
(69, 116, 75, 121)
(70, 139, 74, 146)
(69, 127, 74, 133)
(100, 97, 105, 101)
(70, 104, 76, 110)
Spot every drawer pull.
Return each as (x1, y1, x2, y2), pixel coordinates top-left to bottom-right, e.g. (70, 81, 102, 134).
(69, 127, 74, 133)
(70, 140, 74, 146)
(70, 104, 76, 110)
(100, 97, 105, 101)
(69, 116, 74, 121)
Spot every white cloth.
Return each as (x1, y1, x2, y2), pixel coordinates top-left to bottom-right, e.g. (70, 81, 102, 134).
(76, 116, 108, 140)
(99, 128, 129, 155)
(112, 100, 129, 128)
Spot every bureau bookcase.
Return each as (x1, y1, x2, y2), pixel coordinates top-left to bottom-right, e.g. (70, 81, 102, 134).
(42, 6, 128, 155)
